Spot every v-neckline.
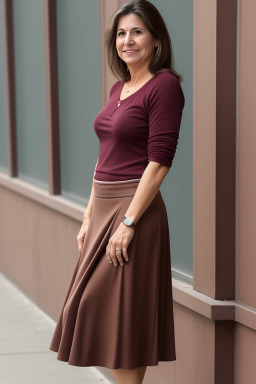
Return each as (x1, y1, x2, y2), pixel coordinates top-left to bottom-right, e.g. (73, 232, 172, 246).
(118, 74, 157, 103)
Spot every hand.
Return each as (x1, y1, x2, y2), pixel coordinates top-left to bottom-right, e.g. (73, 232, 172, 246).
(106, 222, 135, 266)
(77, 216, 91, 254)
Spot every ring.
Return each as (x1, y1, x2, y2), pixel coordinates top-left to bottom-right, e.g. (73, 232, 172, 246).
(115, 249, 122, 254)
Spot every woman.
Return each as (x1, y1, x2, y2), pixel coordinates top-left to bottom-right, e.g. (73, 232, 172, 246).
(49, 1, 185, 383)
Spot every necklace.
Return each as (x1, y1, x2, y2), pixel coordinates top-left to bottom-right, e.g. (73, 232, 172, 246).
(124, 74, 154, 93)
(123, 82, 133, 93)
(117, 74, 155, 107)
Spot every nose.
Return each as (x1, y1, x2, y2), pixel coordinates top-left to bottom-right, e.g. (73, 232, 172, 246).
(124, 32, 134, 46)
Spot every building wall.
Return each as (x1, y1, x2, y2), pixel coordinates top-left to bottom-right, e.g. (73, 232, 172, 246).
(235, 0, 256, 383)
(0, 1, 255, 383)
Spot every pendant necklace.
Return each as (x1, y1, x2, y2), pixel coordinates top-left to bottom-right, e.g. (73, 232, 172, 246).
(117, 83, 132, 107)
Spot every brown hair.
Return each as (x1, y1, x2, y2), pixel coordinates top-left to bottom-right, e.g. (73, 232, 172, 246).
(105, 0, 184, 84)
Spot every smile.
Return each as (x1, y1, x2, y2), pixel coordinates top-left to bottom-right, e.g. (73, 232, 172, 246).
(123, 50, 139, 54)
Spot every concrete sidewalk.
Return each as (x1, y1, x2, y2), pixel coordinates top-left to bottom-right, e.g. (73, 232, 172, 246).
(0, 272, 113, 384)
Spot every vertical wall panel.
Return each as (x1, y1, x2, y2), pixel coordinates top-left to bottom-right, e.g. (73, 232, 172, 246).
(56, 0, 101, 204)
(0, 0, 8, 172)
(12, 0, 48, 189)
(151, 0, 193, 282)
(43, 0, 61, 195)
(237, 0, 256, 307)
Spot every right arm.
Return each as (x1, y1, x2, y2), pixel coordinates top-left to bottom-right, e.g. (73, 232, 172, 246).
(83, 159, 98, 220)
(77, 159, 98, 253)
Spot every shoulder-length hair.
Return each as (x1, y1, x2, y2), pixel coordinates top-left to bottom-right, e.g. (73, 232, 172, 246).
(105, 0, 184, 84)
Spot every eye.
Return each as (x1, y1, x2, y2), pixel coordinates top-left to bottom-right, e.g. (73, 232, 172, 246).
(117, 30, 142, 37)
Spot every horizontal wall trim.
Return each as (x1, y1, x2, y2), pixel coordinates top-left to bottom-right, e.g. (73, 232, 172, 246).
(0, 172, 255, 331)
(0, 172, 85, 221)
(172, 267, 194, 285)
(173, 279, 256, 330)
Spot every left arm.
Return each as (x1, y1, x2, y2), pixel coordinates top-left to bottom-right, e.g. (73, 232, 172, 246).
(106, 76, 185, 267)
(124, 161, 169, 225)
(106, 161, 169, 266)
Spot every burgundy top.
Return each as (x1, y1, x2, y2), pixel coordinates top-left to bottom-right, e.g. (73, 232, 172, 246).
(93, 71, 185, 182)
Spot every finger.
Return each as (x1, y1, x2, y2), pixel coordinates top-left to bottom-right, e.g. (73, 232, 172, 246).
(77, 237, 85, 253)
(110, 243, 118, 267)
(115, 245, 124, 266)
(122, 247, 129, 261)
(80, 238, 87, 253)
(105, 241, 113, 264)
(77, 230, 85, 241)
(106, 244, 112, 263)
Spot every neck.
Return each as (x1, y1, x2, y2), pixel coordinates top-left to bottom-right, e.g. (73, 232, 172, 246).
(126, 64, 152, 86)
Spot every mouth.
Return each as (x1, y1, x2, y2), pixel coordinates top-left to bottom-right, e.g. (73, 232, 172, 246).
(123, 50, 140, 55)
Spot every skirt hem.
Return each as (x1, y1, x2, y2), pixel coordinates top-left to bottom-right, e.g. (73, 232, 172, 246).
(49, 346, 176, 369)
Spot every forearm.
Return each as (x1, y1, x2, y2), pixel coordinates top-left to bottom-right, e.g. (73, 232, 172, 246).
(83, 160, 98, 220)
(124, 161, 169, 225)
(83, 185, 94, 220)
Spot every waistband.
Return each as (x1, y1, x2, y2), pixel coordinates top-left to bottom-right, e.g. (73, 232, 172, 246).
(93, 178, 141, 198)
(93, 177, 141, 184)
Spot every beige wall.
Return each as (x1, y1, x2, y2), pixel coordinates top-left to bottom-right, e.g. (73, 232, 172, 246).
(235, 1, 256, 382)
(234, 324, 256, 384)
(236, 0, 256, 308)
(0, 184, 82, 315)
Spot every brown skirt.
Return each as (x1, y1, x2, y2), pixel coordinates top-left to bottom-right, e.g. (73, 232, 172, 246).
(49, 178, 176, 369)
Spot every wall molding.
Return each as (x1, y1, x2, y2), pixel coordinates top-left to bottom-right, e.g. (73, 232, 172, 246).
(0, 172, 85, 221)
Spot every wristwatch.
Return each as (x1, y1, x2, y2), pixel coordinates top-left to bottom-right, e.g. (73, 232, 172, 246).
(122, 216, 136, 230)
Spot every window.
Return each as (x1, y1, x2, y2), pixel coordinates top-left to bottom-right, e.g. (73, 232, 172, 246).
(56, 0, 101, 204)
(151, 0, 193, 282)
(13, 0, 48, 189)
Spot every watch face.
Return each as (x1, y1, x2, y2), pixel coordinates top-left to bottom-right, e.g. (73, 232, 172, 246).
(124, 217, 133, 226)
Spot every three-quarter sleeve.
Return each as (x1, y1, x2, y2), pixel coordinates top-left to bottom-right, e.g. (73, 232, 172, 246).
(147, 76, 185, 168)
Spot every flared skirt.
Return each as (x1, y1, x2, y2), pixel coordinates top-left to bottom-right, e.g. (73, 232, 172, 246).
(49, 178, 176, 369)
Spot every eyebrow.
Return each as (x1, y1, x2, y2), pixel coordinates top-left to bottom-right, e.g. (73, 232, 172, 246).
(117, 27, 144, 32)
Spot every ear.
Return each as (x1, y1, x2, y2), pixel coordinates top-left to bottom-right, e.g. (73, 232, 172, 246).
(154, 38, 159, 48)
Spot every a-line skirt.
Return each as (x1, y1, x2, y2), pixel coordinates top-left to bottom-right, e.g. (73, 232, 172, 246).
(49, 178, 176, 369)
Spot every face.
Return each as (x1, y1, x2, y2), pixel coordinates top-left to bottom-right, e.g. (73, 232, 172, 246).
(116, 13, 158, 70)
